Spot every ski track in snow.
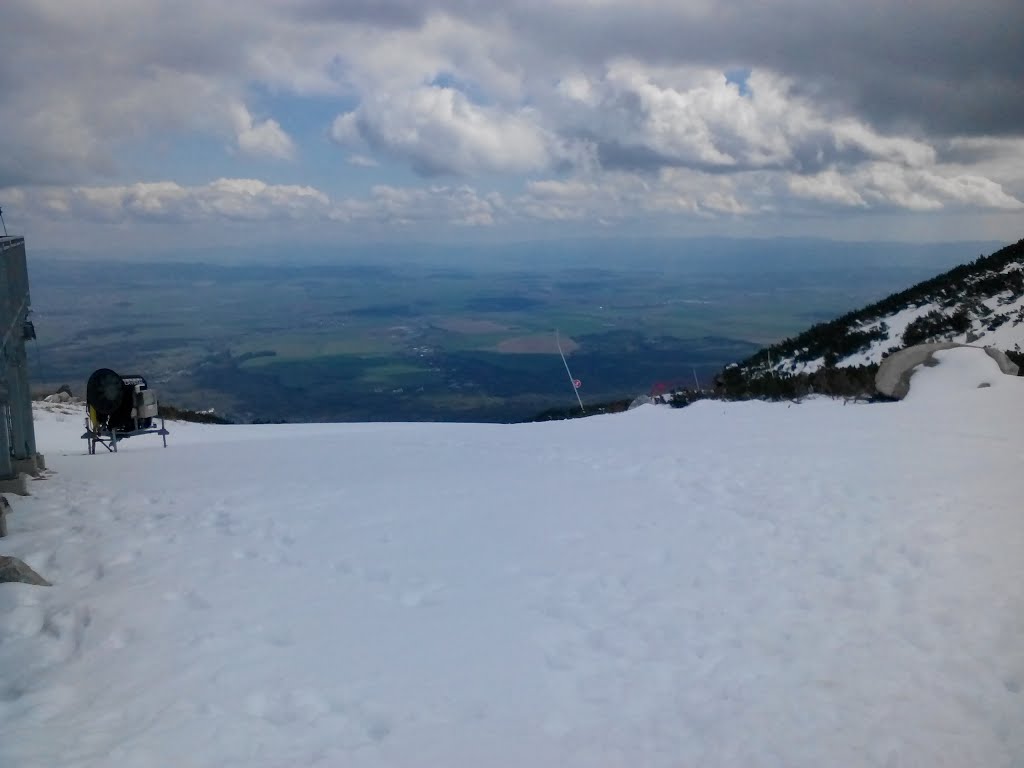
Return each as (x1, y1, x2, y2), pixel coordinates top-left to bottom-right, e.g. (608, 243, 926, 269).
(2, 350, 1024, 767)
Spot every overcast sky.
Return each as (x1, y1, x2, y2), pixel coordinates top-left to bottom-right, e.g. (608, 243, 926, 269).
(1, 0, 1022, 250)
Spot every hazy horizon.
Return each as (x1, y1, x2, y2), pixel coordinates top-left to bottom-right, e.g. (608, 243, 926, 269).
(24, 234, 1012, 265)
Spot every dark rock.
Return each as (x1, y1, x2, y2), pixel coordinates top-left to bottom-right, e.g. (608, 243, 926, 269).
(0, 495, 9, 537)
(0, 556, 51, 586)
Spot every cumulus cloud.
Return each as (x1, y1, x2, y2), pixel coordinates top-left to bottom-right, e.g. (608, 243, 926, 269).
(518, 169, 752, 222)
(13, 179, 330, 223)
(788, 171, 868, 208)
(333, 184, 502, 226)
(557, 63, 940, 176)
(861, 166, 1023, 212)
(789, 164, 1023, 212)
(585, 64, 793, 171)
(331, 87, 553, 176)
(321, 56, 973, 203)
(7, 178, 505, 230)
(230, 105, 296, 160)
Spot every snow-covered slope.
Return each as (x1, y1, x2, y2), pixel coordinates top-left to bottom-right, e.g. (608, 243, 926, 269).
(748, 238, 1024, 378)
(2, 351, 1023, 767)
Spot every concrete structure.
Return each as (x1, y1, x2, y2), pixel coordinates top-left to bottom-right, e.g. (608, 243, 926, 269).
(875, 342, 1019, 399)
(1, 236, 42, 494)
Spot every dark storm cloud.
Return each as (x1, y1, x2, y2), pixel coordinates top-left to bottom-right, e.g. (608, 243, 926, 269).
(290, 0, 428, 28)
(288, 0, 507, 29)
(282, 0, 1024, 141)
(935, 140, 1008, 166)
(494, 0, 1024, 138)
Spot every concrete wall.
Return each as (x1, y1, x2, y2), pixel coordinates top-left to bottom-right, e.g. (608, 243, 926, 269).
(1, 236, 38, 488)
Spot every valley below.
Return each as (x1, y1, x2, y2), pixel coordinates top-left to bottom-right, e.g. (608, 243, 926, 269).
(27, 239, 992, 422)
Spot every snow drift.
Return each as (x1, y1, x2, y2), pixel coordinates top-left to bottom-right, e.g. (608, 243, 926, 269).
(875, 342, 1018, 399)
(1, 347, 1022, 767)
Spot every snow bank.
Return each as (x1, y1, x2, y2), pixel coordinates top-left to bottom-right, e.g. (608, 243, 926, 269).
(903, 346, 1017, 401)
(875, 343, 1018, 399)
(2, 385, 1023, 767)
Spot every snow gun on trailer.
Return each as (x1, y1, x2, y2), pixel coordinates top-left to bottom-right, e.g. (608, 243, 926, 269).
(82, 368, 169, 454)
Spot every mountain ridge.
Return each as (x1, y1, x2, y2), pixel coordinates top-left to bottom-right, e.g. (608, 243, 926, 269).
(712, 238, 1024, 400)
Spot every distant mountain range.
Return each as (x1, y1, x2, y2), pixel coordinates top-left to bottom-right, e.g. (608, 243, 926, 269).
(713, 238, 1024, 400)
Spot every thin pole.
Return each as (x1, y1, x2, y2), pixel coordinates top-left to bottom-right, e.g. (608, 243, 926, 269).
(555, 330, 585, 414)
(692, 367, 700, 392)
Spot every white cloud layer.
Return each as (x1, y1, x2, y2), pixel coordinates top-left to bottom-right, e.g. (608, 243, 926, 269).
(0, 0, 1021, 240)
(8, 167, 1018, 240)
(789, 165, 1023, 212)
(333, 185, 502, 227)
(8, 179, 503, 231)
(21, 180, 329, 223)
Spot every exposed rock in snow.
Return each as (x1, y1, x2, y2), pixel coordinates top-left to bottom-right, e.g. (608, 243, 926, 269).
(0, 555, 51, 586)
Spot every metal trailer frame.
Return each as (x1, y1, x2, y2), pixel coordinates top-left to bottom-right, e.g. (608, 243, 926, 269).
(82, 416, 170, 454)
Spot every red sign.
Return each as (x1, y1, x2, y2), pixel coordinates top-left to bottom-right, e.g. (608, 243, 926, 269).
(573, 379, 582, 389)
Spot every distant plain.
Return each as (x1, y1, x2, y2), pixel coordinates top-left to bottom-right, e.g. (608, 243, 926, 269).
(27, 238, 998, 422)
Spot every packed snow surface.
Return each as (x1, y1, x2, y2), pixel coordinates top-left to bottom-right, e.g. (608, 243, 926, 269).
(3, 348, 1023, 767)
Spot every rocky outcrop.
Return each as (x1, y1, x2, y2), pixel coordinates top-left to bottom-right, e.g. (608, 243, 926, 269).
(0, 556, 51, 586)
(875, 343, 1019, 399)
